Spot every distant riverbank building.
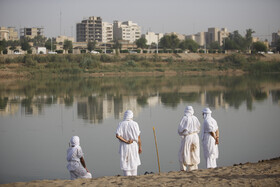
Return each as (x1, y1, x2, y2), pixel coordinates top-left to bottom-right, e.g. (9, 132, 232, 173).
(0, 27, 18, 41)
(113, 21, 141, 43)
(76, 16, 102, 42)
(20, 27, 44, 39)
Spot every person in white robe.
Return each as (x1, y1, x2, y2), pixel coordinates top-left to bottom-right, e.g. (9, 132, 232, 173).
(201, 107, 219, 168)
(116, 110, 142, 176)
(66, 136, 92, 180)
(178, 106, 201, 171)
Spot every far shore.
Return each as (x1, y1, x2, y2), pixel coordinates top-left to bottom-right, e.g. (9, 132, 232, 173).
(1, 157, 280, 187)
(0, 53, 280, 80)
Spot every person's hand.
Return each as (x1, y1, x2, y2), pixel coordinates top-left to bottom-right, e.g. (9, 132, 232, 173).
(127, 139, 133, 144)
(85, 168, 89, 173)
(139, 147, 142, 154)
(215, 137, 219, 145)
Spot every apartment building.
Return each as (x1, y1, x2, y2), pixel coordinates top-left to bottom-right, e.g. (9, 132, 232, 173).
(165, 32, 185, 41)
(76, 16, 102, 42)
(0, 27, 18, 41)
(206, 27, 219, 45)
(102, 22, 113, 42)
(142, 32, 163, 45)
(272, 30, 280, 47)
(113, 21, 141, 43)
(20, 27, 44, 39)
(218, 28, 230, 46)
(186, 32, 206, 46)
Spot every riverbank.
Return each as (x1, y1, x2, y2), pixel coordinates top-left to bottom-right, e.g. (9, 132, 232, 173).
(0, 53, 280, 79)
(1, 157, 280, 187)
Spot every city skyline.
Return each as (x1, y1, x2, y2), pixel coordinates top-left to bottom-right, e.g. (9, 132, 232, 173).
(0, 0, 280, 41)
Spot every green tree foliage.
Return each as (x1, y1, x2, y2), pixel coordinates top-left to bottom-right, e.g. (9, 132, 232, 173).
(20, 38, 31, 51)
(7, 40, 20, 51)
(159, 34, 180, 50)
(45, 38, 56, 51)
(87, 41, 96, 52)
(179, 39, 199, 52)
(209, 41, 221, 50)
(113, 40, 122, 54)
(245, 29, 255, 50)
(252, 41, 268, 53)
(32, 35, 46, 47)
(225, 30, 247, 51)
(63, 40, 73, 52)
(276, 38, 280, 52)
(136, 37, 147, 49)
(0, 39, 7, 53)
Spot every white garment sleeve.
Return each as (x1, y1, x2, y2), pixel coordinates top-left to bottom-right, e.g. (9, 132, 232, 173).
(77, 146, 84, 158)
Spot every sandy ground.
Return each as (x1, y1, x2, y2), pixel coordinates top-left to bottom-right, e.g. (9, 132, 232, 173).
(1, 157, 280, 187)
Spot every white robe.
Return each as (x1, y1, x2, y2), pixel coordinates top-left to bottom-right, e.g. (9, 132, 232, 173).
(178, 112, 201, 167)
(66, 145, 92, 180)
(116, 119, 141, 171)
(202, 114, 219, 168)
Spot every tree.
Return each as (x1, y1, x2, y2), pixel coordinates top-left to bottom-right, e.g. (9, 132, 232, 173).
(87, 41, 96, 52)
(159, 34, 180, 51)
(276, 38, 280, 52)
(45, 38, 56, 51)
(0, 39, 7, 54)
(136, 37, 147, 49)
(179, 39, 199, 52)
(63, 40, 73, 53)
(245, 29, 255, 51)
(252, 41, 267, 53)
(209, 41, 221, 50)
(113, 39, 122, 54)
(20, 38, 31, 52)
(32, 35, 46, 47)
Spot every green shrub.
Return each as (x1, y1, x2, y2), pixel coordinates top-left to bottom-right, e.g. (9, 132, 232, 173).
(125, 60, 137, 67)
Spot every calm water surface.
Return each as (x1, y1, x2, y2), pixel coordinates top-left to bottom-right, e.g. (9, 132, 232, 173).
(0, 75, 280, 184)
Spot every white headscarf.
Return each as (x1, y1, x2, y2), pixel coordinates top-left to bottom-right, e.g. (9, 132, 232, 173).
(202, 107, 212, 119)
(184, 106, 194, 116)
(67, 136, 81, 162)
(123, 110, 133, 121)
(70, 136, 80, 147)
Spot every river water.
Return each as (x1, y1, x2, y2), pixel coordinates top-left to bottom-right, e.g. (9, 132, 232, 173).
(0, 74, 280, 184)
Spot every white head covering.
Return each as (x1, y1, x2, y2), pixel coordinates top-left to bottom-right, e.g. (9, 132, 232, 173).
(202, 107, 212, 119)
(70, 136, 80, 147)
(123, 110, 133, 121)
(184, 106, 194, 115)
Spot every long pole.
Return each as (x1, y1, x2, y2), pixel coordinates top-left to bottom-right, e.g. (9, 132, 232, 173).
(153, 127, 161, 173)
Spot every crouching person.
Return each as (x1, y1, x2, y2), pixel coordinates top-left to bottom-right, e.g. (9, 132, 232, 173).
(67, 136, 92, 180)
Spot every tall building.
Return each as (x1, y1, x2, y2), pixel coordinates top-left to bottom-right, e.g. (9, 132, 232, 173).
(206, 27, 219, 45)
(113, 20, 141, 43)
(206, 27, 229, 46)
(76, 16, 102, 42)
(20, 27, 44, 39)
(272, 30, 280, 47)
(195, 32, 206, 46)
(102, 22, 113, 42)
(0, 27, 18, 40)
(218, 28, 230, 46)
(142, 32, 163, 45)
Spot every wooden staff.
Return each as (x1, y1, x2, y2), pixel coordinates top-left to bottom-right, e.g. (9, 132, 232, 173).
(153, 127, 161, 173)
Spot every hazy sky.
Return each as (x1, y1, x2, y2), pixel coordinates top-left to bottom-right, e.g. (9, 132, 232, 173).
(0, 0, 279, 41)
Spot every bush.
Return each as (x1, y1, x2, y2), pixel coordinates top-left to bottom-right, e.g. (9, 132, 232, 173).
(125, 60, 137, 67)
(80, 55, 100, 69)
(23, 55, 37, 67)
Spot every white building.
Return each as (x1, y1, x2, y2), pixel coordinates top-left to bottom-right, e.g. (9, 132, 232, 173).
(113, 20, 141, 43)
(102, 22, 113, 42)
(142, 32, 163, 45)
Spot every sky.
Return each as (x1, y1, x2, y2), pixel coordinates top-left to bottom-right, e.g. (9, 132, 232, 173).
(0, 0, 280, 41)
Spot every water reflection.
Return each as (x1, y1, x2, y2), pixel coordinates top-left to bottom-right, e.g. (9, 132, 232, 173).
(1, 74, 280, 123)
